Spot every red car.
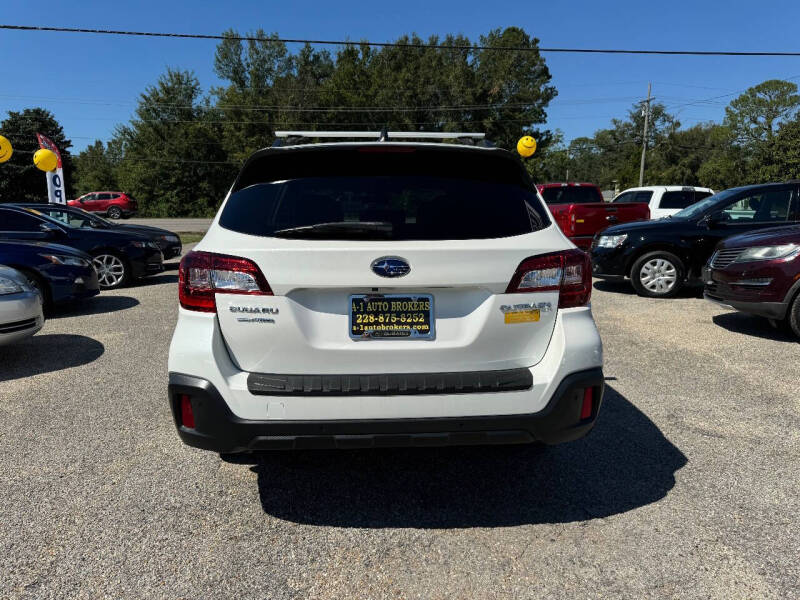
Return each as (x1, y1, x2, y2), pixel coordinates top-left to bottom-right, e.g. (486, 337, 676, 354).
(68, 192, 137, 219)
(537, 183, 650, 250)
(704, 224, 800, 338)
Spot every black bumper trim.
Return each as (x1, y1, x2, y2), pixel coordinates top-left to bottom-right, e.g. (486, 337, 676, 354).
(704, 293, 788, 320)
(168, 368, 605, 452)
(248, 368, 533, 397)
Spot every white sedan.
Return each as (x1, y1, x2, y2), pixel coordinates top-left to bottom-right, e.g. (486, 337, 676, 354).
(0, 265, 44, 345)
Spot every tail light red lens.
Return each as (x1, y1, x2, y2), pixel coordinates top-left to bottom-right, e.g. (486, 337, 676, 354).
(179, 394, 195, 429)
(580, 388, 594, 420)
(178, 250, 272, 313)
(506, 249, 592, 308)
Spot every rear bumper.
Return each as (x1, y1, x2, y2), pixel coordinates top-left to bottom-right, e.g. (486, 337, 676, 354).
(168, 368, 604, 452)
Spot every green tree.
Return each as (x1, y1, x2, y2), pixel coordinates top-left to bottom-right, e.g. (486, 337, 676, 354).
(210, 27, 557, 152)
(753, 117, 800, 181)
(113, 68, 236, 217)
(73, 140, 118, 193)
(0, 108, 74, 203)
(473, 27, 557, 151)
(724, 79, 800, 147)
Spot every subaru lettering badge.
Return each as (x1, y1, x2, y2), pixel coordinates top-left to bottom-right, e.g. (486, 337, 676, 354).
(371, 256, 411, 278)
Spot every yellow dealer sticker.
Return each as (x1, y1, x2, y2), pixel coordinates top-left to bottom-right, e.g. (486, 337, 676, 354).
(504, 309, 540, 324)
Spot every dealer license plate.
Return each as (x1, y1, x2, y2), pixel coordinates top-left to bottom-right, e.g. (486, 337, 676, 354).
(349, 294, 434, 340)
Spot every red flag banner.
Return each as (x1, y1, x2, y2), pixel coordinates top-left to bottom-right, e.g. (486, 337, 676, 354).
(36, 133, 63, 168)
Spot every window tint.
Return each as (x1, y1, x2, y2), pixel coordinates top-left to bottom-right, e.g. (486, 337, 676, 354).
(220, 176, 545, 240)
(38, 208, 94, 228)
(98, 193, 113, 201)
(612, 192, 633, 203)
(615, 190, 653, 204)
(694, 191, 713, 202)
(540, 186, 602, 204)
(659, 191, 696, 210)
(0, 209, 42, 231)
(81, 194, 95, 202)
(720, 189, 793, 223)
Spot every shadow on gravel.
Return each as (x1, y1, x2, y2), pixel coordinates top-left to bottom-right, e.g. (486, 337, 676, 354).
(0, 334, 104, 382)
(593, 280, 702, 299)
(131, 273, 180, 287)
(712, 312, 797, 343)
(253, 384, 687, 528)
(48, 295, 139, 319)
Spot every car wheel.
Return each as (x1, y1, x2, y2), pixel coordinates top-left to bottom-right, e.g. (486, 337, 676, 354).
(92, 252, 128, 289)
(788, 292, 800, 340)
(107, 206, 123, 219)
(630, 251, 685, 298)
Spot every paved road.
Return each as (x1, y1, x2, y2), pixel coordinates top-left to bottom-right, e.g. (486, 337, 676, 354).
(1, 266, 798, 598)
(126, 217, 212, 232)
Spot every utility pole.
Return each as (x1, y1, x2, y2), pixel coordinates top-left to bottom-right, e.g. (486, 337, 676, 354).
(639, 82, 652, 187)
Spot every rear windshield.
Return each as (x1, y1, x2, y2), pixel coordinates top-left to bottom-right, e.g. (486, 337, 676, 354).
(540, 186, 602, 205)
(660, 190, 698, 209)
(219, 147, 549, 240)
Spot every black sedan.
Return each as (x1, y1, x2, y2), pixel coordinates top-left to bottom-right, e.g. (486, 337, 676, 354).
(0, 240, 99, 308)
(590, 182, 800, 297)
(13, 203, 182, 260)
(0, 205, 163, 289)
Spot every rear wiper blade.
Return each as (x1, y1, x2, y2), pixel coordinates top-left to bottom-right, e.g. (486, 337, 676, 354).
(272, 221, 394, 238)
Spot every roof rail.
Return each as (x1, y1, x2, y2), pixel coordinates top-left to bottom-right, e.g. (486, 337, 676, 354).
(272, 130, 490, 147)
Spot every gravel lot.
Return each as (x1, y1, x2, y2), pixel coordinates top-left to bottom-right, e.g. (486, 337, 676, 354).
(1, 255, 798, 599)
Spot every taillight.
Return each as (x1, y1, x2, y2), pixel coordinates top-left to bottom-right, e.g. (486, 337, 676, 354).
(178, 250, 272, 313)
(506, 249, 592, 308)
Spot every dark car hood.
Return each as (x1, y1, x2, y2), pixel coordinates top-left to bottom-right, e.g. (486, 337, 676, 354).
(717, 224, 800, 249)
(71, 227, 151, 242)
(112, 224, 173, 237)
(0, 239, 94, 260)
(601, 216, 689, 236)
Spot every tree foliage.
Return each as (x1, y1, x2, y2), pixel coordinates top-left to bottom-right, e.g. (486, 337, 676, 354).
(10, 37, 800, 215)
(0, 108, 74, 203)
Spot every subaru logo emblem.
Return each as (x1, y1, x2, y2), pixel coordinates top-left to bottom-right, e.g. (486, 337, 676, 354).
(371, 257, 411, 278)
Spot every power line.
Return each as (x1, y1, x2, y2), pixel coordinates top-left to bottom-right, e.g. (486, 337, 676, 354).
(3, 24, 800, 56)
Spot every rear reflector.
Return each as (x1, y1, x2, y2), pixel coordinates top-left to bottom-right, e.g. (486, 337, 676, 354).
(179, 394, 195, 428)
(506, 249, 592, 308)
(580, 388, 593, 420)
(179, 250, 272, 312)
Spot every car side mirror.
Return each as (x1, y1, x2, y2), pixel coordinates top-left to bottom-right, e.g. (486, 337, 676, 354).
(39, 223, 62, 238)
(700, 213, 719, 228)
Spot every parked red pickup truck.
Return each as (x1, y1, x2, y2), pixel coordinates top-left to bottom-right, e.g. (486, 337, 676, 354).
(537, 182, 650, 250)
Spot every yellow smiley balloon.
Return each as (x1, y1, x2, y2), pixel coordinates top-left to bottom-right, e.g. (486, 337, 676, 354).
(517, 136, 537, 158)
(33, 148, 58, 172)
(0, 135, 13, 163)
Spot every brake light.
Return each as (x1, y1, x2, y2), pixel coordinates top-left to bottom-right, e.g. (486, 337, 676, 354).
(506, 249, 592, 308)
(178, 250, 272, 312)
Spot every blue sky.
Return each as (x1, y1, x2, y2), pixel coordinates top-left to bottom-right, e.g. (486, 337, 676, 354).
(2, 0, 800, 153)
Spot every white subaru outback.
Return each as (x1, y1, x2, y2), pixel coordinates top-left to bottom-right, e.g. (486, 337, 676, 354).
(168, 133, 604, 454)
